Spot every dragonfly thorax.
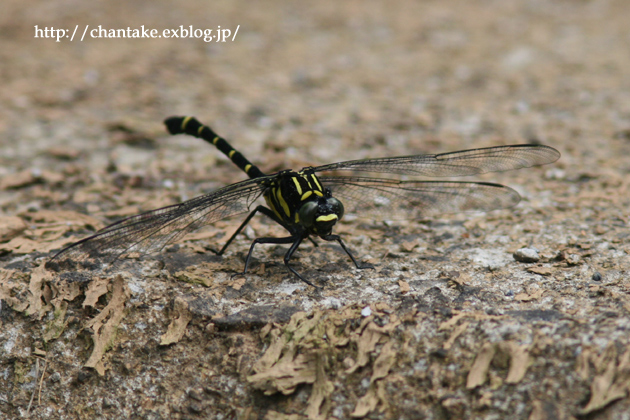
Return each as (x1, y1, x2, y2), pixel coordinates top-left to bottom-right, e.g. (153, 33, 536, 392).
(264, 168, 345, 236)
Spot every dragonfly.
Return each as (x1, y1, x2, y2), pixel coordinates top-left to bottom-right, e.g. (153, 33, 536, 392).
(50, 116, 560, 287)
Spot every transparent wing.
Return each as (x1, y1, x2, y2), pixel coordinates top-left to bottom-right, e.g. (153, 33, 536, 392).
(51, 177, 269, 266)
(321, 176, 521, 221)
(314, 144, 560, 177)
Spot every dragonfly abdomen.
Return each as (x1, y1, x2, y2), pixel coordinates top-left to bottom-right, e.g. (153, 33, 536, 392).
(164, 116, 265, 179)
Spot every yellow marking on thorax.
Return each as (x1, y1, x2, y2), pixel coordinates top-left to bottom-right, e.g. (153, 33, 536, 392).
(265, 195, 283, 221)
(292, 177, 303, 195)
(301, 190, 313, 201)
(275, 188, 291, 217)
(301, 173, 313, 189)
(314, 190, 324, 197)
(310, 174, 323, 191)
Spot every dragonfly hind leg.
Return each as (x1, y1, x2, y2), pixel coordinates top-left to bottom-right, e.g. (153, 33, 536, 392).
(214, 205, 287, 255)
(241, 234, 318, 288)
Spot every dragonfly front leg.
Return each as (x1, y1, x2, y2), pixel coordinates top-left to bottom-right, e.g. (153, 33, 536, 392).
(321, 234, 374, 270)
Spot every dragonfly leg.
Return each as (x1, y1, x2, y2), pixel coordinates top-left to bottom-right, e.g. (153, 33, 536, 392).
(240, 234, 317, 287)
(215, 205, 289, 255)
(282, 235, 319, 288)
(322, 234, 374, 270)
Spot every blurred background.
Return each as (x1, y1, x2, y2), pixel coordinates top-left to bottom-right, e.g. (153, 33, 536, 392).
(3, 0, 629, 188)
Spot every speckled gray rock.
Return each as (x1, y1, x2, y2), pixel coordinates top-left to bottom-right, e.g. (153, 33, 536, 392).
(513, 248, 540, 263)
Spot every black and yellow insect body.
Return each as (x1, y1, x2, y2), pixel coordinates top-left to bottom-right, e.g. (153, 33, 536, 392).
(51, 116, 560, 287)
(163, 117, 360, 287)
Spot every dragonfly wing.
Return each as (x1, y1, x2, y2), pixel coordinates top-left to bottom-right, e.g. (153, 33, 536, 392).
(52, 177, 269, 265)
(314, 144, 560, 177)
(321, 176, 521, 221)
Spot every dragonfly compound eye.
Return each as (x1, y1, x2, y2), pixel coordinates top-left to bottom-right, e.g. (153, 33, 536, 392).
(298, 201, 318, 228)
(326, 197, 344, 220)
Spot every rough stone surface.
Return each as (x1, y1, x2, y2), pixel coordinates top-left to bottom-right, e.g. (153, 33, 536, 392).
(2, 1, 630, 419)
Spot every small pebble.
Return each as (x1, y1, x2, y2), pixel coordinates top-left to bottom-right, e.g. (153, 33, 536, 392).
(361, 306, 372, 317)
(102, 397, 116, 409)
(592, 272, 602, 282)
(513, 248, 540, 263)
(566, 254, 581, 265)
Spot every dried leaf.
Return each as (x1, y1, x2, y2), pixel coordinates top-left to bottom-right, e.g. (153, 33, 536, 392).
(175, 263, 218, 287)
(581, 345, 630, 414)
(527, 400, 560, 420)
(352, 376, 394, 418)
(248, 311, 320, 395)
(249, 306, 399, 418)
(443, 321, 469, 350)
(160, 297, 193, 345)
(102, 205, 141, 218)
(23, 210, 103, 230)
(502, 341, 531, 383)
(575, 349, 592, 380)
(514, 289, 544, 302)
(399, 239, 418, 252)
(263, 412, 300, 420)
(0, 236, 69, 254)
(351, 385, 379, 417)
(0, 210, 104, 254)
(346, 319, 400, 374)
(371, 340, 396, 383)
(0, 169, 38, 189)
(84, 276, 129, 375)
(439, 311, 467, 330)
(52, 280, 83, 303)
(0, 269, 30, 312)
(230, 276, 246, 291)
(305, 351, 334, 420)
(251, 352, 318, 396)
(527, 266, 553, 276)
(24, 264, 54, 319)
(467, 342, 496, 388)
(0, 216, 27, 242)
(83, 277, 111, 307)
(398, 280, 410, 293)
(46, 146, 80, 160)
(439, 311, 504, 331)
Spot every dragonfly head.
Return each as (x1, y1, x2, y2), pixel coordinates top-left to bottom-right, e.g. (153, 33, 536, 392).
(298, 189, 344, 236)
